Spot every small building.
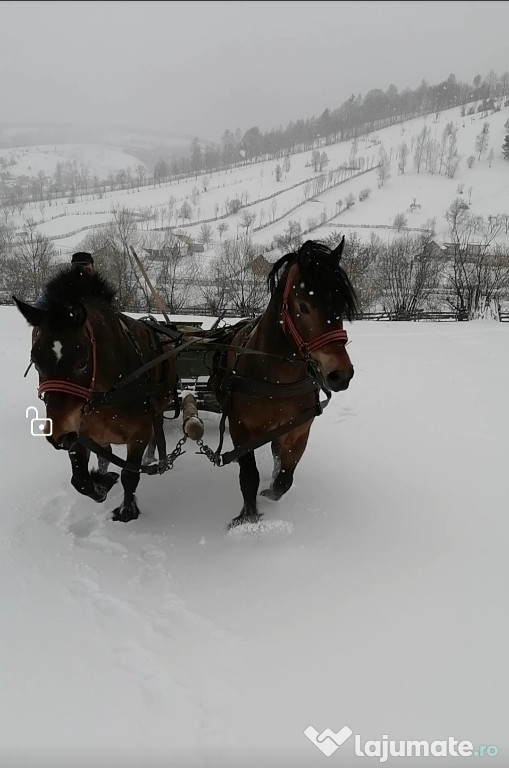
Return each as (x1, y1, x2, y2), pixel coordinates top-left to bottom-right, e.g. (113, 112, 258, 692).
(442, 242, 483, 258)
(250, 254, 271, 277)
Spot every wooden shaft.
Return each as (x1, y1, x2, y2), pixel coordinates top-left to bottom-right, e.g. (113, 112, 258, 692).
(182, 392, 204, 441)
(129, 245, 172, 325)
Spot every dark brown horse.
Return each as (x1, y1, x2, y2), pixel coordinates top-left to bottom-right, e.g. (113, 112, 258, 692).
(14, 267, 178, 522)
(210, 238, 356, 528)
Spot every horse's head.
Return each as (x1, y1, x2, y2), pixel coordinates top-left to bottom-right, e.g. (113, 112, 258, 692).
(269, 238, 357, 392)
(14, 268, 115, 449)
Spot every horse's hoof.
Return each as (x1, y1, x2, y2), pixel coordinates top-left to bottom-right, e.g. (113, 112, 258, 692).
(90, 469, 119, 500)
(112, 500, 140, 523)
(261, 487, 281, 501)
(229, 511, 263, 529)
(92, 485, 108, 503)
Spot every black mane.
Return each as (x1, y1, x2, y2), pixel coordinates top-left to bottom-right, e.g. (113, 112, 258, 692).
(267, 240, 357, 321)
(45, 267, 116, 308)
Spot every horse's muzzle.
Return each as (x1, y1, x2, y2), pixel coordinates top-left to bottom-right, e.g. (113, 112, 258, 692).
(326, 367, 354, 392)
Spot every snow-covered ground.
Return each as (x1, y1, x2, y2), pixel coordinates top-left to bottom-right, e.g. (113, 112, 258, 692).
(1, 306, 507, 766)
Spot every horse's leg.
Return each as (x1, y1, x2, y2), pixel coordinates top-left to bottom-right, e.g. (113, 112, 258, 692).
(142, 436, 157, 466)
(261, 425, 311, 501)
(97, 446, 118, 477)
(70, 444, 118, 502)
(111, 437, 147, 523)
(229, 450, 262, 528)
(97, 455, 110, 474)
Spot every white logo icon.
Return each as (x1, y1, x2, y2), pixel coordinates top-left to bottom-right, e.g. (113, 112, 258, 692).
(304, 725, 353, 757)
(26, 406, 53, 437)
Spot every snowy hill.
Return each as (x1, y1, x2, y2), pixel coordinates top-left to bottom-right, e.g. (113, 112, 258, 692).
(0, 123, 204, 188)
(6, 102, 509, 261)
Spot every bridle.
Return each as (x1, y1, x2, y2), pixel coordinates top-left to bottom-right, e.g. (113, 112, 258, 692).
(37, 319, 97, 405)
(280, 263, 348, 359)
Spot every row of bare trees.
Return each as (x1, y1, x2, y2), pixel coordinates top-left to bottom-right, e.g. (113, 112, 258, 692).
(2, 205, 509, 321)
(324, 208, 509, 319)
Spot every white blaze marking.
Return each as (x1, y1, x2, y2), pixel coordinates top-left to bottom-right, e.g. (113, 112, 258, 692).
(52, 340, 63, 362)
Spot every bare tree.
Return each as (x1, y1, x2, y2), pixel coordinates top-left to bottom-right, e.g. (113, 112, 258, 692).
(201, 175, 210, 192)
(376, 234, 444, 318)
(228, 198, 242, 214)
(394, 212, 408, 231)
(211, 237, 268, 316)
(438, 122, 455, 175)
(398, 142, 409, 174)
(155, 235, 199, 313)
(413, 126, 430, 174)
(199, 259, 229, 316)
(199, 223, 214, 246)
(217, 221, 229, 240)
(239, 209, 256, 235)
(475, 123, 490, 161)
(311, 149, 321, 172)
(324, 231, 382, 312)
(82, 206, 141, 309)
(444, 133, 461, 179)
(167, 195, 176, 223)
(319, 151, 329, 171)
(444, 200, 508, 319)
(377, 146, 391, 187)
(425, 139, 440, 174)
(5, 219, 55, 300)
(136, 165, 147, 186)
(273, 220, 302, 252)
(179, 200, 192, 223)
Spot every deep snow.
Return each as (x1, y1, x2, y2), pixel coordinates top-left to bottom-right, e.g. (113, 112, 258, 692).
(1, 306, 507, 767)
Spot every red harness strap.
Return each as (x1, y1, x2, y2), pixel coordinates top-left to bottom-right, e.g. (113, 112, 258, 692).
(280, 264, 348, 357)
(37, 319, 97, 403)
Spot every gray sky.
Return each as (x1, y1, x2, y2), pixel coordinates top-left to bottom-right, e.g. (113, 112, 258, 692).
(1, 0, 508, 141)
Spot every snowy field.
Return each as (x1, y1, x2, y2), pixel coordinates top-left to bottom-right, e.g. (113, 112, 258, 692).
(1, 306, 507, 767)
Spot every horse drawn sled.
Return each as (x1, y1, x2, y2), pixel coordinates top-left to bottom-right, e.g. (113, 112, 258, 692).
(15, 239, 356, 529)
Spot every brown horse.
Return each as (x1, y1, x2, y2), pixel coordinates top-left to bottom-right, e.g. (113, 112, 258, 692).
(14, 267, 178, 522)
(210, 238, 357, 528)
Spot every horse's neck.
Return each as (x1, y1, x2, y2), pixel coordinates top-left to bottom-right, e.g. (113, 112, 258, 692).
(88, 305, 139, 381)
(245, 295, 306, 379)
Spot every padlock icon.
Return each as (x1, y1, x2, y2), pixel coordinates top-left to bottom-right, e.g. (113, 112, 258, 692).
(26, 406, 53, 437)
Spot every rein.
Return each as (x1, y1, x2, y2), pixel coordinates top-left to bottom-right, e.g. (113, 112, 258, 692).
(281, 264, 348, 356)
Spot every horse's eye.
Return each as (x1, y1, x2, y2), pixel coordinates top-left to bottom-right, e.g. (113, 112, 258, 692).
(75, 359, 88, 372)
(299, 302, 310, 314)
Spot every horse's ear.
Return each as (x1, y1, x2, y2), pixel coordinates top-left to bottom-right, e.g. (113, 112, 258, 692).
(298, 240, 314, 269)
(12, 296, 46, 327)
(331, 236, 345, 262)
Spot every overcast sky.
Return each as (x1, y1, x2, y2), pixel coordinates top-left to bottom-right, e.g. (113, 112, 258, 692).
(1, 0, 508, 142)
